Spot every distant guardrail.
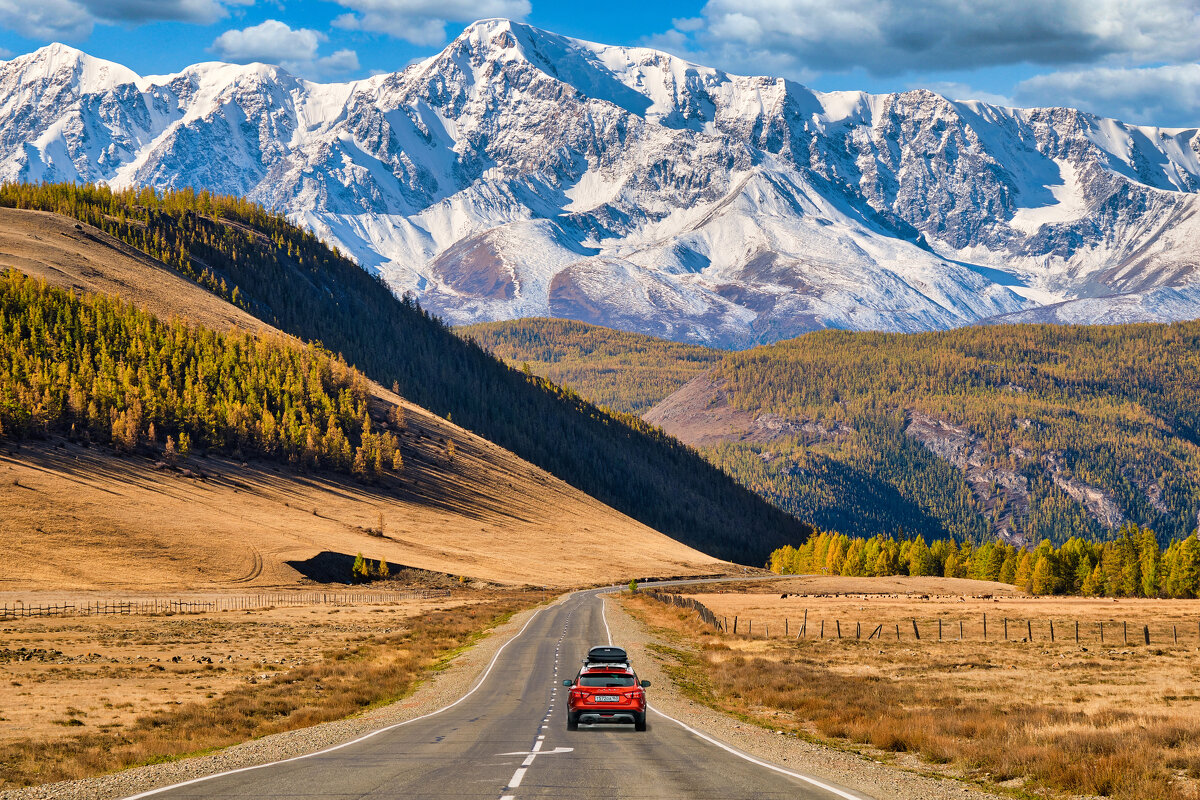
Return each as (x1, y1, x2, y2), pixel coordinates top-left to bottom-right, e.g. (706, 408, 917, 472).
(0, 589, 452, 619)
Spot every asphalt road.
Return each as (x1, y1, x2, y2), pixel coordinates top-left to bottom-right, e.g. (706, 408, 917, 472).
(127, 587, 872, 800)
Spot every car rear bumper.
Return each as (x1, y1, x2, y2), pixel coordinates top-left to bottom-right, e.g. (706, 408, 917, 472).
(577, 710, 641, 725)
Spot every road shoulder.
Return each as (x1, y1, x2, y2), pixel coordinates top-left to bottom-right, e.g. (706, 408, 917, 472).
(605, 592, 1013, 800)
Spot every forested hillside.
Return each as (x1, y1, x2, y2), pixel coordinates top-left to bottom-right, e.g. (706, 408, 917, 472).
(465, 317, 1200, 547)
(0, 183, 808, 563)
(707, 325, 1200, 544)
(0, 271, 401, 476)
(460, 319, 722, 414)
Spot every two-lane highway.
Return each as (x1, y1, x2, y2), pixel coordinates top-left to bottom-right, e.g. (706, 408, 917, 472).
(127, 588, 872, 800)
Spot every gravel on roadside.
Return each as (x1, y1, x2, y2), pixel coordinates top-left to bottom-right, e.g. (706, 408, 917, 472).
(0, 598, 560, 800)
(604, 592, 1014, 800)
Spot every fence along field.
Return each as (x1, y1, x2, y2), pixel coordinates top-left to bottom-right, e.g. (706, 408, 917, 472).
(0, 589, 450, 619)
(627, 578, 1200, 800)
(645, 588, 1198, 646)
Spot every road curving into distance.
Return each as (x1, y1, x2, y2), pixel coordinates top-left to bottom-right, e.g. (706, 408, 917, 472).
(122, 582, 873, 800)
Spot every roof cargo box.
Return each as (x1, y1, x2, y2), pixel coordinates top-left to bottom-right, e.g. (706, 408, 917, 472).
(587, 645, 628, 663)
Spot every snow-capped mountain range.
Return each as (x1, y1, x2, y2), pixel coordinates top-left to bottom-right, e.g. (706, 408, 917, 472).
(3, 20, 1200, 346)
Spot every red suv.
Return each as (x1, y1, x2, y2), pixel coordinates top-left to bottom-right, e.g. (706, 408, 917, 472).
(563, 646, 650, 731)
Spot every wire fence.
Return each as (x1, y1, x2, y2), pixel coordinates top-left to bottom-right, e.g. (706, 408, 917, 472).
(0, 589, 452, 619)
(700, 610, 1200, 646)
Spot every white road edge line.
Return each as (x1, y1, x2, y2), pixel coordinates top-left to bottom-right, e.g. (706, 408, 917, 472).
(119, 603, 553, 800)
(601, 592, 870, 800)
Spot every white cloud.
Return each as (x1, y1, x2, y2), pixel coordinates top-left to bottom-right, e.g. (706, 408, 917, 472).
(653, 0, 1200, 78)
(316, 48, 360, 75)
(0, 47, 12, 59)
(330, 0, 531, 46)
(0, 0, 250, 40)
(1014, 64, 1200, 127)
(211, 20, 360, 79)
(212, 19, 320, 63)
(0, 0, 95, 39)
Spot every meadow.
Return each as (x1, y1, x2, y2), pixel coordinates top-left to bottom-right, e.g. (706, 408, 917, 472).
(0, 591, 544, 787)
(624, 576, 1200, 800)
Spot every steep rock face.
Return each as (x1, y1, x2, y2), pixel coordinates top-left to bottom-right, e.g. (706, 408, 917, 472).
(2, 22, 1199, 345)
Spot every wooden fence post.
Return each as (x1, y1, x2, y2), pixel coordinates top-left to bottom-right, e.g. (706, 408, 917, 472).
(1174, 625, 1178, 644)
(1050, 620, 1055, 642)
(1004, 618, 1008, 640)
(1124, 621, 1128, 645)
(912, 619, 920, 640)
(896, 623, 900, 640)
(1100, 621, 1104, 643)
(938, 618, 942, 640)
(856, 621, 861, 640)
(785, 619, 788, 637)
(1027, 619, 1032, 641)
(820, 620, 824, 638)
(959, 620, 963, 640)
(1076, 620, 1079, 643)
(800, 609, 807, 638)
(1144, 625, 1150, 645)
(983, 613, 987, 640)
(733, 616, 738, 634)
(836, 620, 841, 638)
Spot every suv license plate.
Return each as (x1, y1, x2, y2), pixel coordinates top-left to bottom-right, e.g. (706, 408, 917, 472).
(594, 695, 620, 702)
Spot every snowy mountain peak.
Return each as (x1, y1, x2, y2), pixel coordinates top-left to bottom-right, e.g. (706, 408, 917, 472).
(1, 26, 1200, 345)
(8, 42, 141, 94)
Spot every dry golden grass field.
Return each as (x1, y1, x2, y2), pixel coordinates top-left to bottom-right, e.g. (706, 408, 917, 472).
(624, 576, 1200, 800)
(0, 207, 725, 591)
(0, 590, 546, 788)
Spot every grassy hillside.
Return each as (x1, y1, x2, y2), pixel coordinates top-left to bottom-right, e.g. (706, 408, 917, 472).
(461, 317, 1200, 546)
(0, 208, 722, 588)
(0, 183, 808, 563)
(460, 318, 722, 414)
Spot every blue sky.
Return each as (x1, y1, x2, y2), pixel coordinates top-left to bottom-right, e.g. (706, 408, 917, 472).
(0, 1, 1197, 127)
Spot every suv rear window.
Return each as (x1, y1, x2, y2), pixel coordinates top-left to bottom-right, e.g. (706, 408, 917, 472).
(578, 674, 636, 687)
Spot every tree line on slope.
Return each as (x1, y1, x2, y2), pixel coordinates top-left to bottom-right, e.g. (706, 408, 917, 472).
(0, 182, 808, 563)
(0, 271, 402, 477)
(713, 326, 1200, 543)
(769, 525, 1200, 597)
(459, 318, 722, 414)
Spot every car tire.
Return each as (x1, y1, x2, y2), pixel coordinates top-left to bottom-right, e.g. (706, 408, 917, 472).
(634, 712, 647, 732)
(567, 711, 579, 731)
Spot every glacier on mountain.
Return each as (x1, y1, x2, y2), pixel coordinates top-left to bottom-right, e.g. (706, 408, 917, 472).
(2, 23, 1198, 346)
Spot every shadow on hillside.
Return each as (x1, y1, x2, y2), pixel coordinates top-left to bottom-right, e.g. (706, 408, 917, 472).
(286, 551, 363, 583)
(0, 435, 546, 526)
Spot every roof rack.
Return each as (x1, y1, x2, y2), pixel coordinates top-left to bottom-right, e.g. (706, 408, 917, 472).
(582, 661, 631, 671)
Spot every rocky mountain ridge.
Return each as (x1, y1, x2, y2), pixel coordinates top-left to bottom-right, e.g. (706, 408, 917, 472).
(2, 21, 1199, 345)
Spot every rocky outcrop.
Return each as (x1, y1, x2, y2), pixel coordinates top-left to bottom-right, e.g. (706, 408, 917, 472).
(905, 411, 1126, 542)
(904, 411, 1031, 544)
